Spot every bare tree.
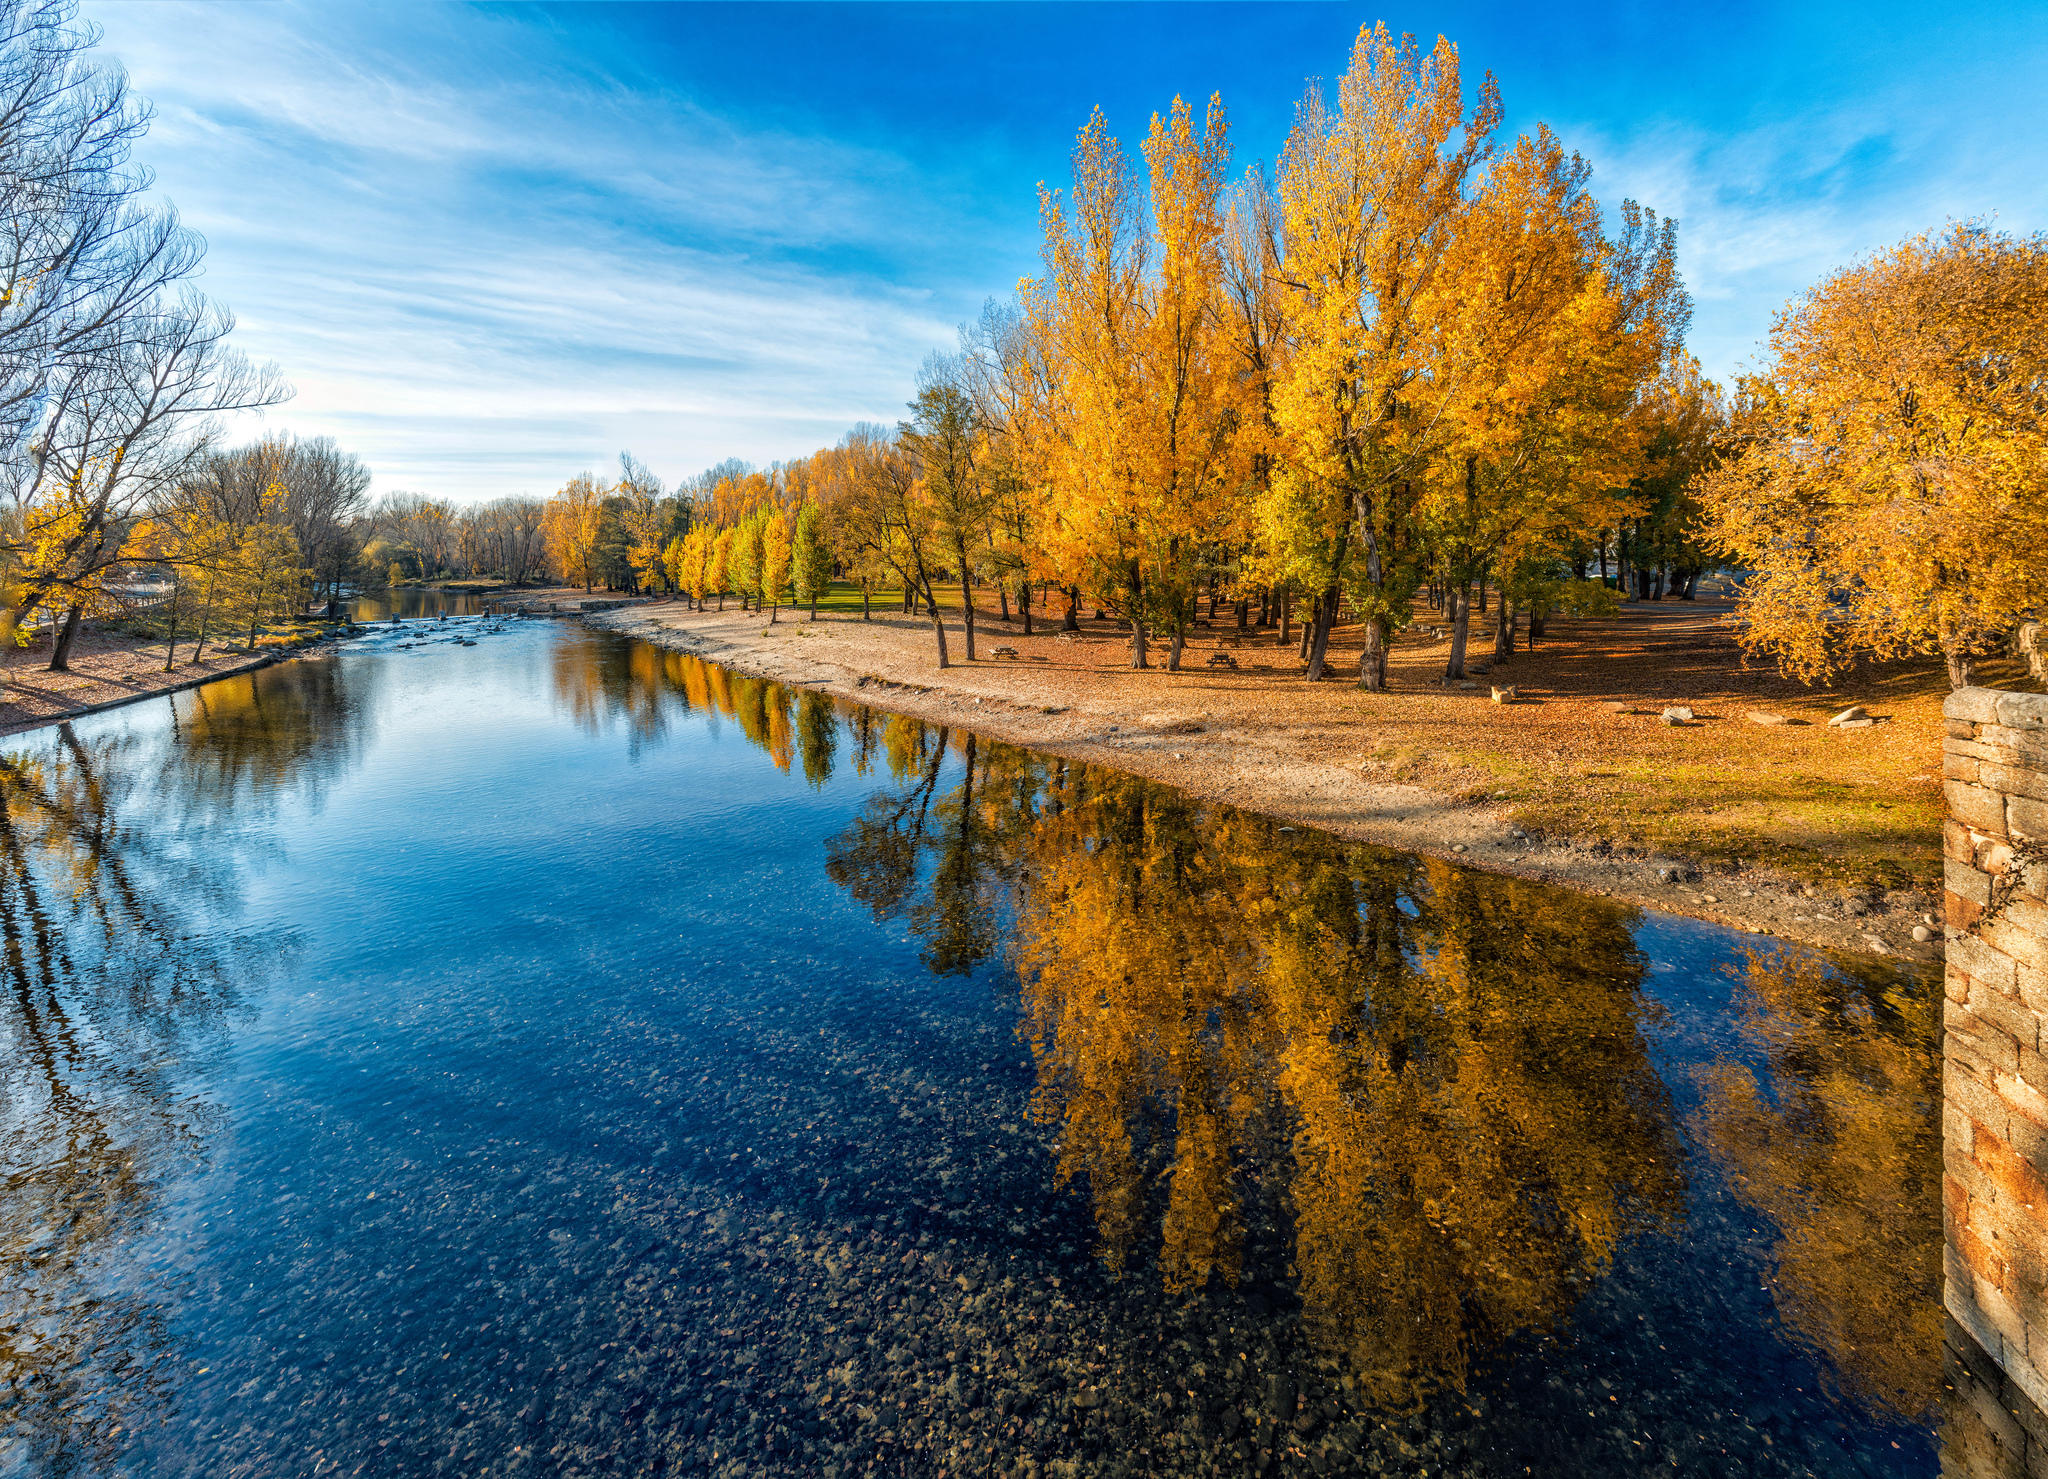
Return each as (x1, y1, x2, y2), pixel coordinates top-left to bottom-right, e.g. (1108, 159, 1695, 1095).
(16, 293, 285, 668)
(0, 1, 206, 495)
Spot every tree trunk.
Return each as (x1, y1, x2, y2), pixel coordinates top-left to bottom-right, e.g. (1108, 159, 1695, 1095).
(1305, 586, 1339, 681)
(46, 602, 83, 672)
(1446, 585, 1472, 679)
(193, 581, 217, 663)
(1234, 597, 1248, 630)
(952, 545, 977, 661)
(925, 584, 950, 668)
(1167, 625, 1185, 671)
(861, 586, 871, 621)
(163, 573, 181, 671)
(1127, 562, 1147, 669)
(1062, 587, 1081, 632)
(1019, 580, 1032, 636)
(1358, 616, 1389, 692)
(1494, 598, 1514, 660)
(1944, 632, 1974, 690)
(1278, 588, 1292, 647)
(248, 575, 270, 648)
(996, 582, 1010, 622)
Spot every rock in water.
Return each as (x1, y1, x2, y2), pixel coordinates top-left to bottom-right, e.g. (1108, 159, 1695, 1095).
(1827, 705, 1868, 726)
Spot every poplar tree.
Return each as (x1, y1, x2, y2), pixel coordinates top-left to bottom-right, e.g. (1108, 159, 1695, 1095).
(792, 502, 831, 618)
(760, 510, 792, 622)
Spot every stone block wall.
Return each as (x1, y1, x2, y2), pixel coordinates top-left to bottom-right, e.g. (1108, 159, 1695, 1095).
(1945, 685, 2048, 1416)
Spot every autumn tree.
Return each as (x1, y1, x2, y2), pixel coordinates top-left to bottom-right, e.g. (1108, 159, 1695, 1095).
(829, 424, 956, 665)
(1418, 135, 1684, 675)
(901, 366, 998, 660)
(792, 502, 831, 618)
(707, 526, 733, 610)
(543, 472, 606, 591)
(1699, 222, 2048, 688)
(617, 451, 671, 594)
(1262, 26, 1499, 686)
(760, 509, 792, 622)
(1022, 97, 1245, 669)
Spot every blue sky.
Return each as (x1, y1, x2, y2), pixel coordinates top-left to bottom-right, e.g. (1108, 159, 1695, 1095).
(91, 1, 2048, 504)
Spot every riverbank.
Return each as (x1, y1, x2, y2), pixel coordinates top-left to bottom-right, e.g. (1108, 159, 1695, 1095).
(0, 623, 347, 740)
(586, 596, 1998, 963)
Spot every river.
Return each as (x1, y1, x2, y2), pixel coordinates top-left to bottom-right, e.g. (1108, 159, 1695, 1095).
(0, 610, 1949, 1477)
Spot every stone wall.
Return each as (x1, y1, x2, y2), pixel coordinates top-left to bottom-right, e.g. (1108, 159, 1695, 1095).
(1945, 685, 2048, 1417)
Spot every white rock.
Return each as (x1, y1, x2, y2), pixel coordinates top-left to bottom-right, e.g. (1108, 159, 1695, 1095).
(1827, 705, 1867, 727)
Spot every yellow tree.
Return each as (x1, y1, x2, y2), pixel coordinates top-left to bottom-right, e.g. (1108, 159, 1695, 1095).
(543, 473, 606, 591)
(760, 510, 792, 622)
(681, 526, 712, 608)
(1417, 131, 1681, 676)
(707, 527, 734, 610)
(1699, 222, 2048, 687)
(1264, 25, 1500, 686)
(1022, 97, 1244, 669)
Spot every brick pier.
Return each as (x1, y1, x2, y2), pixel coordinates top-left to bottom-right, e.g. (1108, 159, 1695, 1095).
(1943, 685, 2048, 1426)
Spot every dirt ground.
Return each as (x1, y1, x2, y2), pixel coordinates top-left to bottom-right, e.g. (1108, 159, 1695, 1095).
(590, 585, 2039, 964)
(0, 622, 327, 740)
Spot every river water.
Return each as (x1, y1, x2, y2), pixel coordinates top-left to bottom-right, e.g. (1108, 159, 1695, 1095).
(0, 612, 1951, 1477)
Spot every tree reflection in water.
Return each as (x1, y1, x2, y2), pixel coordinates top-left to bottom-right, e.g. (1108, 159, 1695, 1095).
(1, 658, 346, 1469)
(1692, 948, 1943, 1422)
(1012, 767, 1687, 1405)
(464, 635, 1951, 1430)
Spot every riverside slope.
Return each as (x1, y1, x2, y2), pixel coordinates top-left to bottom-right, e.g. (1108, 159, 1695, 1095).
(588, 601, 1941, 965)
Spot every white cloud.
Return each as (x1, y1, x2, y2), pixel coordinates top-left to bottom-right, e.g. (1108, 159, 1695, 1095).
(87, 1, 1003, 501)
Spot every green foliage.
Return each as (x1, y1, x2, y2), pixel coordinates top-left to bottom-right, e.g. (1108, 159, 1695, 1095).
(792, 504, 832, 609)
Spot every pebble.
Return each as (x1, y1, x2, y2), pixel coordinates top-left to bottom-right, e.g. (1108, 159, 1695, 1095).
(1912, 925, 1934, 942)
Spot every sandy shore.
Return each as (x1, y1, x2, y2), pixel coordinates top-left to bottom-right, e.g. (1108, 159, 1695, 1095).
(587, 600, 1943, 966)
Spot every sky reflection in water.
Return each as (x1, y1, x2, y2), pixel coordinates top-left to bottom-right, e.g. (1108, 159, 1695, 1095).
(0, 615, 1947, 1477)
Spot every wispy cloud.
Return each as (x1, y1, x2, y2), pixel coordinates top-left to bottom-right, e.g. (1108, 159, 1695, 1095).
(90, 2, 999, 499)
(83, 1, 2048, 497)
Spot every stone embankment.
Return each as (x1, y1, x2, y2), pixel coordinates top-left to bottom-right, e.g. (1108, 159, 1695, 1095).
(1943, 685, 2048, 1459)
